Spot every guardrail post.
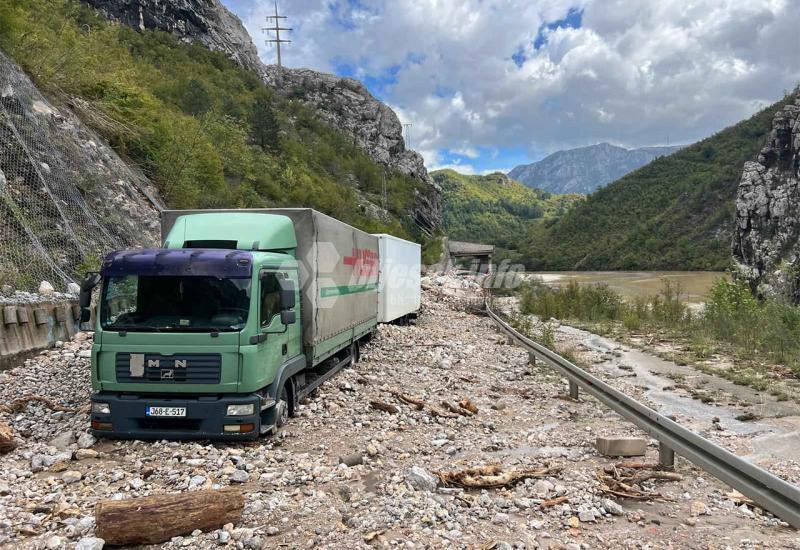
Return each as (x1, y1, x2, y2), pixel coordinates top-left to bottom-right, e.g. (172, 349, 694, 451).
(569, 380, 579, 400)
(528, 352, 536, 365)
(659, 442, 675, 469)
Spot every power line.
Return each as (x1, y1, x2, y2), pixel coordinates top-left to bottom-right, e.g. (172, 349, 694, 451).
(263, 0, 292, 70)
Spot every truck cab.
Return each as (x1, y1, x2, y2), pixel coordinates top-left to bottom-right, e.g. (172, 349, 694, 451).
(88, 213, 312, 440)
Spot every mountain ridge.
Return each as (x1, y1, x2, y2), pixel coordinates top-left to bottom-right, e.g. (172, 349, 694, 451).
(524, 93, 796, 271)
(0, 0, 440, 291)
(433, 169, 582, 259)
(509, 142, 683, 195)
(81, 0, 441, 233)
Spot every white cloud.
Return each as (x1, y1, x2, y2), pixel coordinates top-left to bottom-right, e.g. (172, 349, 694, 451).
(450, 147, 480, 159)
(233, 0, 800, 163)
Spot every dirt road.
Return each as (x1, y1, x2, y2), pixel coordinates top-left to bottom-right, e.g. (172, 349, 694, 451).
(0, 283, 798, 548)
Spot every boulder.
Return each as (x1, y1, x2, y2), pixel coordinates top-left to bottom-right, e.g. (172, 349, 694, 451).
(406, 466, 439, 492)
(0, 423, 16, 453)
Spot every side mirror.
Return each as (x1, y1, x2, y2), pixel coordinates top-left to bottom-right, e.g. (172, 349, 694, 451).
(79, 272, 101, 323)
(281, 310, 296, 325)
(279, 279, 296, 311)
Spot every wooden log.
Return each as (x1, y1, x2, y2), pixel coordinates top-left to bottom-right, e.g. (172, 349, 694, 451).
(0, 422, 16, 453)
(458, 398, 478, 414)
(540, 495, 569, 509)
(389, 390, 425, 410)
(441, 400, 472, 417)
(370, 400, 399, 414)
(95, 489, 244, 545)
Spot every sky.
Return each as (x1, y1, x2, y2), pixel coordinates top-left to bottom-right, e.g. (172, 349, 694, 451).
(222, 0, 800, 174)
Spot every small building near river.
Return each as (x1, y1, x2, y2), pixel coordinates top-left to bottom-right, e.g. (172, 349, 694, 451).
(447, 240, 494, 274)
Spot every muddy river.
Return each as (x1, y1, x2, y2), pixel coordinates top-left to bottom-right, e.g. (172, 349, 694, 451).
(527, 271, 729, 304)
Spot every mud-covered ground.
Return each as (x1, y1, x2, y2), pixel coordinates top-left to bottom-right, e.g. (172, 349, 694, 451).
(1, 279, 799, 549)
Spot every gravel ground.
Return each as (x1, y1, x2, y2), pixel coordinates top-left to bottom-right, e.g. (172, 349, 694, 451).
(1, 279, 799, 549)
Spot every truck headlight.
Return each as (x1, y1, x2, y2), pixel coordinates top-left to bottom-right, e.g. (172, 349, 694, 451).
(227, 404, 254, 416)
(92, 402, 111, 414)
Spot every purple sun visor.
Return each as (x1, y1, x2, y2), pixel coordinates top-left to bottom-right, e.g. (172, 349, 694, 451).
(100, 249, 253, 279)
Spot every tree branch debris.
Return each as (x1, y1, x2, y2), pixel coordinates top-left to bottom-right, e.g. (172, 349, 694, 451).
(436, 464, 561, 489)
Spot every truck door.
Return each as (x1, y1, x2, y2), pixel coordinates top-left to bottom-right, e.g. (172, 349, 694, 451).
(259, 270, 290, 359)
(258, 269, 302, 362)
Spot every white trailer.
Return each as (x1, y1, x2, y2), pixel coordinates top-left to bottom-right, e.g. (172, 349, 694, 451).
(374, 234, 421, 324)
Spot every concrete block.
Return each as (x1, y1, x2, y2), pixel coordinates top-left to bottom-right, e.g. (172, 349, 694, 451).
(55, 307, 67, 323)
(16, 308, 29, 324)
(2, 306, 17, 325)
(33, 308, 48, 326)
(596, 437, 647, 457)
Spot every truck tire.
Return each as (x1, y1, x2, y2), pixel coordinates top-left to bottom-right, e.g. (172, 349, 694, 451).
(350, 341, 360, 366)
(275, 385, 290, 428)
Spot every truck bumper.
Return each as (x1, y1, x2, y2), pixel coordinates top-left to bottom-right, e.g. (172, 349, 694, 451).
(90, 392, 271, 441)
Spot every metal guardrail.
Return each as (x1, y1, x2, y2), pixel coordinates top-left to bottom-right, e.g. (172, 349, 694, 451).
(485, 303, 800, 529)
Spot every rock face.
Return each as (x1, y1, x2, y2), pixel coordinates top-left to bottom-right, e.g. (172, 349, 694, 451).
(83, 0, 262, 71)
(0, 50, 161, 292)
(262, 66, 441, 234)
(733, 95, 800, 302)
(80, 0, 441, 233)
(508, 143, 682, 194)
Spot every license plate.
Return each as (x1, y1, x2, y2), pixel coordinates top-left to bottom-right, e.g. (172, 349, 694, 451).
(146, 406, 186, 417)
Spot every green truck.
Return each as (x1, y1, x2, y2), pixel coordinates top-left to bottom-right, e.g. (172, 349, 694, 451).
(81, 209, 420, 440)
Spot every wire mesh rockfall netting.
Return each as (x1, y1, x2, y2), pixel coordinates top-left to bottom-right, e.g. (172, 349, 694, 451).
(0, 50, 163, 293)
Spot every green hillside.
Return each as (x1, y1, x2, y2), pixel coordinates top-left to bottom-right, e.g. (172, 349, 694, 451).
(433, 169, 581, 259)
(524, 94, 797, 271)
(0, 0, 425, 239)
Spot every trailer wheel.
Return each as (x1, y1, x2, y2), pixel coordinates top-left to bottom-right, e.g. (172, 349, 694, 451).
(350, 341, 360, 366)
(276, 385, 290, 428)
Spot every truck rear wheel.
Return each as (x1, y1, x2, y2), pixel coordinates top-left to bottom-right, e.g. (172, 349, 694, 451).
(350, 341, 360, 366)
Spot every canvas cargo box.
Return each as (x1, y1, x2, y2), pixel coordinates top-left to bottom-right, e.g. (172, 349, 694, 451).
(161, 209, 379, 358)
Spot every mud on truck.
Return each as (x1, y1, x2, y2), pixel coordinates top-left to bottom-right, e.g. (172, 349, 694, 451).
(79, 209, 421, 440)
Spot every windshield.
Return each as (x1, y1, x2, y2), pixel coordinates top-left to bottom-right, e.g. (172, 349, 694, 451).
(101, 275, 251, 332)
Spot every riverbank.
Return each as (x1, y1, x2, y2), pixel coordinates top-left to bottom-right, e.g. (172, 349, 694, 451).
(515, 277, 800, 404)
(526, 271, 728, 305)
(0, 282, 798, 548)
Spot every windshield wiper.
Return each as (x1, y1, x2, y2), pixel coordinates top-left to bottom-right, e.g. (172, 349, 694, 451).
(106, 324, 162, 333)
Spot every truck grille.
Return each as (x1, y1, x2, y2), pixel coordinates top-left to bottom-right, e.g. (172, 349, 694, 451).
(115, 353, 221, 384)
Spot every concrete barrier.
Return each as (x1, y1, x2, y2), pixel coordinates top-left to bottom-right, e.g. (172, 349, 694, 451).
(0, 300, 81, 370)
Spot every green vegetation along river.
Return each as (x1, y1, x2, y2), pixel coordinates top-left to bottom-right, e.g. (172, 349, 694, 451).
(526, 271, 729, 304)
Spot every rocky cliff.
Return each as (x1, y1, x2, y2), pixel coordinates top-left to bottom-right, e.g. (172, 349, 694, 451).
(83, 0, 262, 71)
(81, 0, 441, 233)
(261, 66, 440, 233)
(0, 50, 161, 292)
(509, 142, 683, 194)
(733, 94, 800, 302)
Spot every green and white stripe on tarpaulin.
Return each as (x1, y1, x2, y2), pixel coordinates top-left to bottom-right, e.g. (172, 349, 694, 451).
(319, 283, 378, 298)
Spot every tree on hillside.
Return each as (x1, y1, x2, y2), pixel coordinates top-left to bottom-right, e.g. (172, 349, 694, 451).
(251, 94, 280, 153)
(181, 79, 212, 116)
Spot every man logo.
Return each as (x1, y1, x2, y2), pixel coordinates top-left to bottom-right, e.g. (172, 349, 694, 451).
(148, 359, 160, 368)
(174, 359, 187, 369)
(160, 369, 174, 380)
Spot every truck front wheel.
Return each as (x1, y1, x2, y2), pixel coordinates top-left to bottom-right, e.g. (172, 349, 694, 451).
(276, 385, 290, 427)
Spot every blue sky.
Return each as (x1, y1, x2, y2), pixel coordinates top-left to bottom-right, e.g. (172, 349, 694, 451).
(225, 0, 800, 175)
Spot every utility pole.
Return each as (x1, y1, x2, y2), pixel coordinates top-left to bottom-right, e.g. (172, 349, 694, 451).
(263, 0, 291, 81)
(403, 123, 412, 149)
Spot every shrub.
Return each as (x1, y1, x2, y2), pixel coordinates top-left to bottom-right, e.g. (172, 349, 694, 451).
(516, 276, 800, 377)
